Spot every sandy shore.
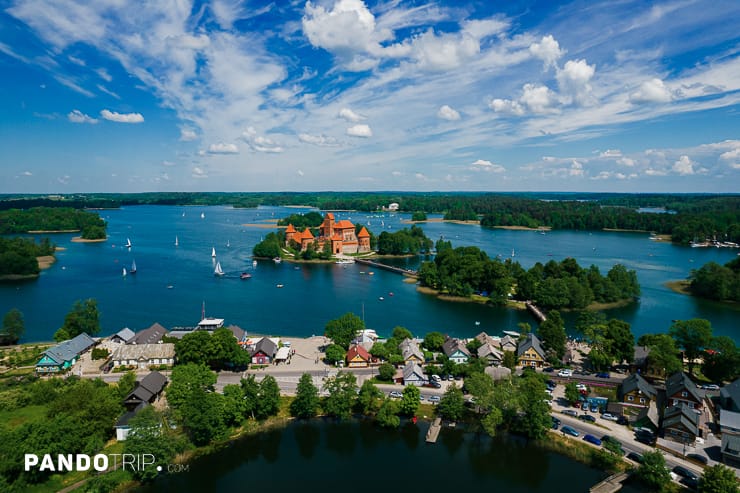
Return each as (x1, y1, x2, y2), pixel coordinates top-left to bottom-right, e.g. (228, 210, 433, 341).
(665, 280, 691, 295)
(71, 236, 107, 243)
(27, 229, 79, 234)
(37, 255, 56, 270)
(401, 218, 480, 225)
(242, 223, 284, 229)
(493, 225, 551, 231)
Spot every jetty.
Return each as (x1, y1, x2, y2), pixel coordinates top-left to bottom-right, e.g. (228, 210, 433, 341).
(589, 472, 630, 493)
(426, 417, 442, 443)
(524, 301, 547, 322)
(354, 258, 418, 277)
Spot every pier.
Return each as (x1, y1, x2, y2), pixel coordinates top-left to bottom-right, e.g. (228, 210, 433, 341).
(354, 258, 418, 277)
(589, 472, 629, 493)
(525, 301, 547, 322)
(426, 417, 442, 443)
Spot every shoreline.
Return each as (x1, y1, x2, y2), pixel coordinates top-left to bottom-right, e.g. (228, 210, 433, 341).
(416, 285, 525, 310)
(665, 280, 692, 296)
(71, 236, 107, 243)
(37, 255, 56, 270)
(401, 218, 479, 226)
(26, 229, 79, 234)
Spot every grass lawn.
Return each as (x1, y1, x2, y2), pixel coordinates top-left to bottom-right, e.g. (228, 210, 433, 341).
(0, 404, 47, 430)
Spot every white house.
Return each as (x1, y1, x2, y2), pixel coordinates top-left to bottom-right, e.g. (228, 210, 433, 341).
(111, 343, 175, 369)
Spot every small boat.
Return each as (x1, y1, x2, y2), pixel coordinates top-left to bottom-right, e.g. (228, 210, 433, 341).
(122, 267, 127, 276)
(214, 261, 224, 276)
(511, 248, 515, 257)
(126, 238, 132, 248)
(273, 257, 282, 263)
(368, 271, 374, 275)
(227, 240, 230, 247)
(201, 212, 205, 219)
(175, 236, 179, 247)
(502, 330, 520, 337)
(240, 272, 252, 280)
(335, 258, 355, 264)
(167, 285, 174, 289)
(378, 296, 384, 301)
(130, 260, 137, 274)
(276, 284, 284, 288)
(252, 260, 257, 267)
(475, 321, 480, 326)
(389, 292, 394, 296)
(212, 247, 217, 258)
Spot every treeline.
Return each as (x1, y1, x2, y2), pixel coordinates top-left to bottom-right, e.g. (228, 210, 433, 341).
(276, 211, 324, 228)
(253, 232, 283, 258)
(376, 225, 432, 255)
(689, 257, 740, 302)
(0, 207, 106, 239)
(0, 237, 55, 276)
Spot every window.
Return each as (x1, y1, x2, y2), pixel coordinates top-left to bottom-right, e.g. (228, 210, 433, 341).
(639, 398, 646, 404)
(681, 391, 688, 397)
(673, 399, 678, 406)
(688, 402, 694, 409)
(627, 395, 634, 402)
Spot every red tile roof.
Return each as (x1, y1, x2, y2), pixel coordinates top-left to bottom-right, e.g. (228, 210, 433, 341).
(334, 219, 354, 230)
(347, 344, 370, 362)
(301, 228, 314, 239)
(326, 213, 335, 220)
(357, 226, 370, 238)
(285, 224, 296, 233)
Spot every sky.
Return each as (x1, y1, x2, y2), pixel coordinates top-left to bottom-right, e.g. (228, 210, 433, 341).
(1, 0, 739, 193)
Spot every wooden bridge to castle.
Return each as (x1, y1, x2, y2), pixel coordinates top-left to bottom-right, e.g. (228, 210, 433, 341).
(353, 258, 418, 277)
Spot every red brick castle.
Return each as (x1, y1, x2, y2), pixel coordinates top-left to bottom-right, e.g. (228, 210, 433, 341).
(285, 213, 371, 254)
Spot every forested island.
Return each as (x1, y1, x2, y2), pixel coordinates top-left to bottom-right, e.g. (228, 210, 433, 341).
(0, 207, 106, 240)
(0, 237, 55, 279)
(679, 257, 740, 303)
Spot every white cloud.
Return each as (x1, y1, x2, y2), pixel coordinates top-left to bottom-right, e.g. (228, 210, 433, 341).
(67, 109, 98, 124)
(630, 78, 673, 103)
(297, 169, 304, 176)
(556, 59, 595, 106)
(96, 84, 119, 99)
(57, 175, 70, 185)
(179, 128, 197, 142)
(339, 107, 365, 122)
(672, 155, 696, 175)
(569, 160, 584, 176)
(411, 28, 480, 71)
(520, 83, 557, 114)
(192, 166, 208, 178)
(100, 109, 144, 123)
(347, 124, 372, 137)
(414, 172, 428, 181)
(22, 171, 32, 176)
(599, 149, 622, 157)
(617, 157, 636, 167)
(437, 105, 461, 121)
(299, 133, 340, 147)
(719, 148, 740, 169)
(162, 160, 176, 167)
(528, 35, 564, 68)
(391, 170, 402, 177)
(95, 67, 112, 82)
(489, 98, 525, 116)
(462, 18, 509, 39)
(242, 127, 284, 153)
(471, 159, 505, 172)
(645, 168, 668, 176)
(207, 142, 239, 154)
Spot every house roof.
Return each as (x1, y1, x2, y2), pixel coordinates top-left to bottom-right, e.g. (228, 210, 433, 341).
(275, 346, 291, 360)
(633, 345, 650, 366)
(115, 402, 148, 427)
(663, 404, 700, 436)
(720, 409, 740, 432)
(334, 220, 354, 230)
(478, 343, 503, 361)
(227, 324, 246, 341)
(399, 338, 424, 361)
(131, 323, 168, 345)
(113, 328, 135, 343)
(112, 343, 175, 362)
(666, 372, 704, 402)
(722, 434, 740, 458)
(485, 366, 512, 381)
(126, 371, 168, 403)
(40, 333, 96, 365)
(326, 213, 335, 221)
(721, 378, 740, 409)
(285, 224, 296, 233)
(619, 373, 657, 401)
(347, 344, 370, 362)
(517, 333, 545, 359)
(253, 337, 277, 357)
(357, 227, 370, 238)
(442, 338, 470, 358)
(403, 362, 424, 380)
(301, 228, 314, 240)
(500, 335, 516, 348)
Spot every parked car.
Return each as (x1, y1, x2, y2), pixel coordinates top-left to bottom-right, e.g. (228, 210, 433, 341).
(562, 409, 578, 417)
(440, 374, 448, 380)
(579, 414, 596, 423)
(583, 434, 602, 446)
(686, 453, 708, 465)
(558, 369, 573, 377)
(430, 374, 441, 382)
(590, 403, 599, 413)
(561, 425, 579, 437)
(428, 395, 440, 403)
(389, 391, 402, 398)
(576, 383, 588, 391)
(616, 416, 629, 425)
(547, 380, 557, 388)
(672, 466, 699, 482)
(596, 372, 610, 378)
(702, 384, 720, 391)
(635, 429, 656, 445)
(431, 381, 442, 389)
(601, 413, 619, 422)
(419, 395, 425, 401)
(581, 401, 590, 410)
(626, 452, 643, 463)
(551, 417, 561, 429)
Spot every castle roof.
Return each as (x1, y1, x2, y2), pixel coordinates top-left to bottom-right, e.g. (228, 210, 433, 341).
(301, 228, 314, 239)
(326, 213, 335, 220)
(334, 219, 354, 230)
(285, 224, 296, 233)
(357, 226, 370, 238)
(331, 233, 342, 241)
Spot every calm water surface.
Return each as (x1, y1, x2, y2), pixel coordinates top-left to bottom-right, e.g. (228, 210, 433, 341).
(1, 205, 737, 342)
(138, 419, 608, 493)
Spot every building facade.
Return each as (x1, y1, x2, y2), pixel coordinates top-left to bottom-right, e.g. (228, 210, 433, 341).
(285, 213, 371, 254)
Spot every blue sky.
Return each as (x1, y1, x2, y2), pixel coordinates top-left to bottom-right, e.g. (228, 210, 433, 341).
(1, 0, 739, 193)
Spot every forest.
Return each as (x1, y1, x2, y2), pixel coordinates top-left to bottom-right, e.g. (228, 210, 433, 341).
(0, 237, 55, 277)
(376, 225, 432, 255)
(0, 207, 107, 239)
(689, 257, 740, 302)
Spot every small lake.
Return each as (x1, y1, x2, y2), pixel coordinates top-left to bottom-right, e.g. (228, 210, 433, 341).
(137, 419, 608, 492)
(1, 205, 737, 343)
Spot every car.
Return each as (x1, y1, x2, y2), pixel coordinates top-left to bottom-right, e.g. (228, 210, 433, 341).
(551, 416, 562, 426)
(561, 425, 579, 437)
(543, 367, 555, 373)
(551, 417, 561, 429)
(672, 466, 699, 482)
(576, 383, 588, 391)
(558, 369, 573, 377)
(616, 416, 629, 425)
(428, 395, 441, 403)
(626, 452, 643, 463)
(545, 388, 553, 395)
(419, 395, 425, 401)
(447, 374, 455, 381)
(590, 403, 599, 413)
(686, 453, 708, 465)
(702, 384, 720, 391)
(581, 401, 590, 410)
(601, 413, 619, 422)
(430, 374, 441, 382)
(431, 381, 442, 389)
(547, 380, 557, 388)
(389, 391, 403, 398)
(583, 434, 602, 446)
(596, 372, 610, 378)
(562, 409, 578, 417)
(440, 374, 448, 380)
(579, 414, 596, 423)
(635, 430, 656, 445)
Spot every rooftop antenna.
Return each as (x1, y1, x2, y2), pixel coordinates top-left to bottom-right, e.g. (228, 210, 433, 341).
(201, 301, 206, 320)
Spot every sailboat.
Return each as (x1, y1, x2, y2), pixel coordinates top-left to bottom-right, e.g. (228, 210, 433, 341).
(211, 247, 217, 258)
(201, 212, 205, 219)
(122, 267, 127, 277)
(130, 260, 137, 274)
(252, 259, 257, 267)
(125, 238, 132, 248)
(227, 240, 230, 248)
(214, 261, 224, 276)
(511, 248, 515, 257)
(175, 236, 179, 247)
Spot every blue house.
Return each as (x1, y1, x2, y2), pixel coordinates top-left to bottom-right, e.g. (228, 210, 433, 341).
(36, 333, 96, 373)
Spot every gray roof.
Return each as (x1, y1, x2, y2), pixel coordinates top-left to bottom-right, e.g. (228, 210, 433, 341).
(253, 337, 277, 358)
(112, 343, 175, 362)
(126, 371, 168, 404)
(399, 338, 424, 361)
(39, 333, 96, 365)
(227, 324, 246, 341)
(720, 378, 740, 409)
(517, 333, 545, 359)
(633, 345, 650, 366)
(115, 402, 148, 428)
(666, 372, 704, 402)
(478, 343, 503, 361)
(442, 338, 470, 358)
(722, 434, 740, 459)
(720, 409, 740, 432)
(663, 404, 700, 436)
(402, 362, 425, 381)
(500, 335, 517, 349)
(131, 323, 168, 345)
(113, 328, 136, 343)
(485, 366, 512, 381)
(619, 373, 657, 401)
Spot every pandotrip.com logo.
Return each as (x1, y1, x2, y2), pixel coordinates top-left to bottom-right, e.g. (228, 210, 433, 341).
(24, 454, 189, 473)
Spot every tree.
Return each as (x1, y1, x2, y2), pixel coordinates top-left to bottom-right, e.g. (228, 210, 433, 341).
(55, 299, 100, 340)
(515, 372, 551, 440)
(411, 211, 427, 221)
(703, 336, 740, 383)
(437, 384, 465, 421)
(256, 375, 281, 420)
(291, 373, 320, 419)
(181, 390, 227, 445)
(564, 382, 580, 405)
(377, 362, 396, 381)
(635, 450, 670, 491)
(124, 406, 182, 482)
(322, 372, 357, 419)
(115, 371, 137, 401)
(174, 330, 212, 366)
(502, 350, 517, 370)
(606, 319, 635, 364)
(324, 344, 346, 365)
(357, 380, 383, 414)
(423, 331, 445, 351)
(669, 319, 713, 374)
(376, 398, 400, 428)
(400, 385, 420, 416)
(538, 310, 566, 361)
(699, 464, 739, 493)
(324, 312, 364, 349)
(1, 308, 24, 344)
(240, 375, 260, 420)
(638, 333, 682, 376)
(166, 363, 216, 412)
(222, 384, 247, 426)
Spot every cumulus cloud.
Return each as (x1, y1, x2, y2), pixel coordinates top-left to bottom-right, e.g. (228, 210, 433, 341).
(298, 133, 340, 147)
(347, 124, 372, 137)
(489, 98, 524, 116)
(162, 160, 176, 167)
(192, 166, 208, 178)
(672, 155, 697, 175)
(520, 83, 557, 114)
(242, 127, 284, 153)
(471, 159, 505, 172)
(618, 157, 636, 167)
(22, 171, 32, 176)
(391, 170, 402, 177)
(529, 35, 564, 68)
(645, 168, 668, 176)
(556, 59, 595, 106)
(411, 28, 480, 71)
(569, 160, 584, 176)
(339, 107, 365, 122)
(630, 78, 673, 103)
(599, 149, 622, 157)
(100, 109, 144, 123)
(179, 128, 197, 142)
(67, 109, 98, 124)
(207, 142, 239, 154)
(719, 148, 740, 169)
(437, 105, 461, 121)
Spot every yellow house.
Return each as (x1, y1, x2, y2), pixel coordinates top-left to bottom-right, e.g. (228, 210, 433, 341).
(517, 334, 546, 368)
(346, 344, 371, 368)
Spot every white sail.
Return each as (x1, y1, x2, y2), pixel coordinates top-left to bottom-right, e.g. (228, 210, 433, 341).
(511, 248, 515, 257)
(211, 247, 216, 257)
(122, 267, 127, 276)
(227, 240, 230, 247)
(214, 261, 224, 276)
(175, 236, 179, 247)
(126, 238, 132, 248)
(201, 212, 205, 219)
(130, 260, 137, 273)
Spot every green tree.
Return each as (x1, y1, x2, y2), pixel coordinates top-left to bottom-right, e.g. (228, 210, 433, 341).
(669, 319, 713, 374)
(502, 350, 517, 370)
(377, 362, 396, 381)
(635, 450, 671, 491)
(638, 333, 682, 376)
(256, 375, 281, 420)
(400, 385, 420, 416)
(291, 373, 320, 419)
(411, 211, 427, 221)
(538, 310, 566, 361)
(564, 382, 580, 405)
(240, 375, 260, 420)
(324, 344, 346, 365)
(699, 464, 739, 493)
(376, 398, 400, 428)
(123, 406, 182, 482)
(174, 330, 212, 366)
(115, 371, 137, 401)
(181, 389, 227, 445)
(222, 384, 247, 426)
(322, 372, 357, 419)
(437, 384, 465, 421)
(166, 363, 216, 413)
(423, 331, 445, 351)
(357, 380, 383, 414)
(324, 312, 364, 349)
(1, 308, 24, 344)
(515, 372, 551, 440)
(55, 298, 100, 340)
(703, 336, 740, 383)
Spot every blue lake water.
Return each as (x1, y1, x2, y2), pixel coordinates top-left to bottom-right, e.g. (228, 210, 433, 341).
(1, 205, 738, 343)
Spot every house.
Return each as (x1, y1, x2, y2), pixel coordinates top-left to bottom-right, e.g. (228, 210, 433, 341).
(720, 378, 740, 412)
(516, 333, 546, 368)
(123, 371, 167, 411)
(274, 346, 291, 363)
(111, 343, 175, 369)
(387, 203, 399, 211)
(110, 328, 135, 344)
(475, 332, 501, 349)
(662, 404, 701, 444)
(442, 338, 470, 364)
(478, 343, 503, 366)
(720, 409, 740, 466)
(399, 338, 424, 365)
(130, 323, 168, 345)
(665, 372, 704, 411)
(618, 373, 658, 407)
(227, 325, 247, 344)
(197, 317, 224, 331)
(402, 362, 426, 386)
(346, 344, 371, 368)
(500, 335, 517, 352)
(114, 402, 148, 441)
(285, 213, 371, 254)
(485, 366, 512, 382)
(35, 333, 96, 373)
(251, 337, 277, 365)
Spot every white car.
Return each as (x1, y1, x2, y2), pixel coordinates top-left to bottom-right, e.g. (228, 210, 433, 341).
(558, 369, 573, 377)
(576, 383, 588, 391)
(389, 391, 403, 398)
(601, 413, 619, 421)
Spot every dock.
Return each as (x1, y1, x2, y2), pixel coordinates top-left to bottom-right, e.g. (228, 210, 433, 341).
(426, 417, 442, 443)
(525, 301, 547, 322)
(589, 472, 629, 493)
(354, 258, 418, 277)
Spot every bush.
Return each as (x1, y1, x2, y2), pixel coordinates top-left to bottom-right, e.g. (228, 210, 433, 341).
(91, 348, 110, 360)
(377, 362, 396, 381)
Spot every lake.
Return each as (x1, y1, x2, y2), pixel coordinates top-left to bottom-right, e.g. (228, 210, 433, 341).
(137, 419, 608, 492)
(1, 205, 737, 343)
